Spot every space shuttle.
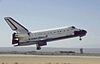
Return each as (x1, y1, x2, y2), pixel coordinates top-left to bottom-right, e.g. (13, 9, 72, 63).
(4, 17, 87, 50)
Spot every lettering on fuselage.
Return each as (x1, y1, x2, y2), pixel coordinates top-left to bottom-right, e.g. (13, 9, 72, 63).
(29, 35, 48, 40)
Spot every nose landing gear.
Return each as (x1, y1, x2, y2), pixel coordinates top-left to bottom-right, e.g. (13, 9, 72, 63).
(79, 37, 82, 41)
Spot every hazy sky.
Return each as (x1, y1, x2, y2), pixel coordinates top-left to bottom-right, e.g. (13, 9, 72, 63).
(0, 0, 100, 48)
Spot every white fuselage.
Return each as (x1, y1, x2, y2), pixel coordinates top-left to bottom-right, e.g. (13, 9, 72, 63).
(17, 26, 80, 45)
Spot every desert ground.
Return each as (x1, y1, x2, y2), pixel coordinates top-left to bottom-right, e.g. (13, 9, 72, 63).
(0, 56, 100, 64)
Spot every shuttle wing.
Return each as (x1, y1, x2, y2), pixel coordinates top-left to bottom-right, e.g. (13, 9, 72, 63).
(4, 17, 29, 33)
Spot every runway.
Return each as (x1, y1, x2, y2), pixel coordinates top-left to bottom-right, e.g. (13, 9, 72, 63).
(0, 54, 100, 58)
(0, 54, 100, 64)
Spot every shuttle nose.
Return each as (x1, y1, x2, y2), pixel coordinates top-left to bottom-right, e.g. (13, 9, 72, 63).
(74, 29, 87, 37)
(81, 30, 87, 34)
(80, 29, 87, 37)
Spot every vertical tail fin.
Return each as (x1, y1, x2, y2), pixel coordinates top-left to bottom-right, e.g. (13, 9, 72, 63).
(4, 17, 29, 33)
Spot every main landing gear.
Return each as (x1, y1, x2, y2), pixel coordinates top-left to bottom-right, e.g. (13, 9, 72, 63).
(36, 46, 41, 50)
(36, 44, 41, 50)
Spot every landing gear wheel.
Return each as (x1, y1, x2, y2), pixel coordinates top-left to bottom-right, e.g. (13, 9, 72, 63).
(79, 37, 82, 41)
(37, 47, 41, 50)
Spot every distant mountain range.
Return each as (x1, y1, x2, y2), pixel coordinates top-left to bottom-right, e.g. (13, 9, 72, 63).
(0, 47, 100, 53)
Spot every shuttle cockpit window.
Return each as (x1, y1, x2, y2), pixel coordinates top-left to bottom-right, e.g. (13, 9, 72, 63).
(71, 26, 75, 29)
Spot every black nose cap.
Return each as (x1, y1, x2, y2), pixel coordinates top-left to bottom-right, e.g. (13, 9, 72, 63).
(82, 30, 87, 34)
